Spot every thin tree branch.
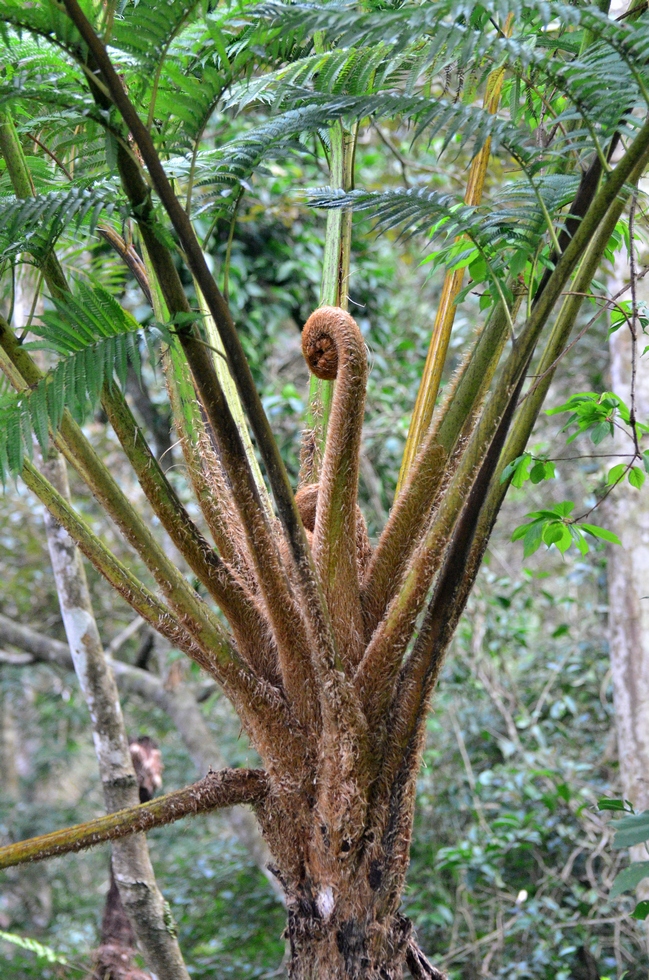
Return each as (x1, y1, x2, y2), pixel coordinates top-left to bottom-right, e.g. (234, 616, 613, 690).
(39, 448, 190, 980)
(25, 130, 73, 179)
(97, 224, 152, 303)
(0, 768, 269, 871)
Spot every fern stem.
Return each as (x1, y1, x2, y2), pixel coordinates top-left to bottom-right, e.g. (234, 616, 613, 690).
(0, 311, 240, 676)
(0, 110, 68, 301)
(358, 117, 649, 720)
(102, 382, 264, 637)
(61, 0, 347, 714)
(67, 1, 300, 540)
(19, 452, 298, 764)
(384, 149, 645, 778)
(222, 186, 243, 306)
(491, 151, 646, 527)
(133, 254, 318, 729)
(396, 17, 513, 493)
(194, 275, 270, 508)
(18, 459, 199, 659)
(302, 119, 355, 485)
(0, 109, 252, 675)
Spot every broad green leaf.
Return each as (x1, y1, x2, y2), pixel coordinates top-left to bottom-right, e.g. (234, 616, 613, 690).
(591, 419, 613, 444)
(629, 466, 645, 489)
(542, 522, 565, 546)
(581, 524, 621, 545)
(607, 463, 626, 485)
(522, 522, 544, 557)
(611, 811, 649, 849)
(610, 862, 649, 899)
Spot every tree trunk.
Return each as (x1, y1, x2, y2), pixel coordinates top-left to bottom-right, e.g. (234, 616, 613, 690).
(607, 249, 649, 949)
(257, 769, 443, 980)
(40, 455, 190, 980)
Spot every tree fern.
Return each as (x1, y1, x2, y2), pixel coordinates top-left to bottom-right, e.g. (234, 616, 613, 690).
(251, 0, 649, 132)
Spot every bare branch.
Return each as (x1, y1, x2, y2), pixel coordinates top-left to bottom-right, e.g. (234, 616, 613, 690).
(0, 613, 284, 900)
(97, 224, 151, 303)
(0, 768, 269, 871)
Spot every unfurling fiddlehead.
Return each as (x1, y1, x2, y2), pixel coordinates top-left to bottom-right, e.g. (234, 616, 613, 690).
(301, 307, 368, 668)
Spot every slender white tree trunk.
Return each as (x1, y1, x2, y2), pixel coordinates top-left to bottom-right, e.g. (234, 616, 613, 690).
(12, 268, 189, 979)
(608, 248, 649, 945)
(41, 454, 190, 980)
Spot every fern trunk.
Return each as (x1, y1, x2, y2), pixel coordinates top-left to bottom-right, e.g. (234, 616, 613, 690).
(285, 905, 410, 980)
(258, 775, 427, 980)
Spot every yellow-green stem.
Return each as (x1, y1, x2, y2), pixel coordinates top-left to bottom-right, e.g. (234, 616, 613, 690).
(303, 120, 356, 481)
(396, 14, 514, 492)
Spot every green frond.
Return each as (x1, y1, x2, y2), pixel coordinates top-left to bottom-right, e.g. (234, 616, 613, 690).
(185, 92, 559, 223)
(310, 174, 579, 277)
(251, 1, 649, 135)
(0, 182, 124, 259)
(0, 0, 87, 52)
(110, 0, 203, 70)
(0, 282, 147, 483)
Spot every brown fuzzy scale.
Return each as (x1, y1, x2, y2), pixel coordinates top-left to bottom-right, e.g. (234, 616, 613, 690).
(360, 304, 508, 642)
(303, 326, 339, 380)
(164, 415, 280, 686)
(295, 483, 373, 580)
(361, 437, 447, 642)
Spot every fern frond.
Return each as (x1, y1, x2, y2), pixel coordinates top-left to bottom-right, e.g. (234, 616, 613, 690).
(0, 283, 146, 482)
(186, 92, 560, 221)
(0, 0, 85, 49)
(310, 175, 579, 273)
(0, 182, 124, 259)
(110, 0, 203, 70)
(250, 1, 649, 135)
